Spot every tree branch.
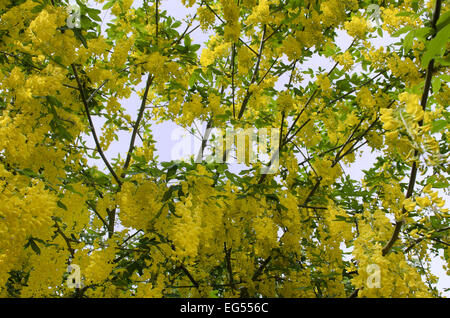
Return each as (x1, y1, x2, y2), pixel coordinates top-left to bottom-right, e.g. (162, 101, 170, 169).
(122, 74, 154, 177)
(224, 243, 236, 289)
(382, 0, 441, 257)
(237, 24, 267, 119)
(71, 64, 122, 186)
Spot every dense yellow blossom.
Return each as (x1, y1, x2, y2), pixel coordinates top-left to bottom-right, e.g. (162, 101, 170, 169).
(344, 16, 369, 38)
(0, 0, 447, 300)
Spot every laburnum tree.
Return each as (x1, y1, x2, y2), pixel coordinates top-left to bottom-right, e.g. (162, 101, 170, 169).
(0, 0, 449, 298)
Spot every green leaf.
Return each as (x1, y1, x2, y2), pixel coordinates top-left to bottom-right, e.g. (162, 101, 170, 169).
(396, 11, 414, 17)
(411, 0, 419, 13)
(433, 181, 449, 189)
(162, 185, 180, 202)
(422, 24, 450, 68)
(403, 30, 415, 52)
(225, 170, 242, 186)
(414, 27, 432, 40)
(17, 168, 39, 178)
(430, 120, 447, 134)
(57, 200, 68, 211)
(166, 164, 178, 180)
(103, 0, 116, 10)
(86, 8, 102, 22)
(31, 4, 44, 13)
(191, 44, 201, 52)
(436, 10, 450, 32)
(28, 239, 41, 255)
(377, 27, 383, 37)
(209, 290, 219, 298)
(46, 95, 62, 107)
(172, 22, 182, 29)
(431, 77, 441, 93)
(184, 35, 191, 47)
(73, 29, 89, 48)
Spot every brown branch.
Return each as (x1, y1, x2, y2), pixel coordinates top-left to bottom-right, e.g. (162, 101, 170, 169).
(224, 243, 236, 289)
(256, 57, 279, 86)
(71, 64, 122, 186)
(252, 256, 272, 282)
(284, 56, 341, 140)
(180, 264, 199, 288)
(122, 74, 154, 177)
(327, 71, 385, 105)
(349, 288, 360, 298)
(196, 118, 213, 162)
(0, 51, 44, 71)
(382, 0, 441, 257)
(170, 16, 198, 47)
(155, 0, 159, 45)
(279, 111, 285, 151)
(203, 1, 258, 56)
(405, 226, 450, 253)
(86, 201, 108, 229)
(283, 118, 311, 146)
(298, 205, 327, 210)
(304, 177, 322, 205)
(237, 24, 267, 119)
(231, 42, 236, 118)
(54, 222, 75, 258)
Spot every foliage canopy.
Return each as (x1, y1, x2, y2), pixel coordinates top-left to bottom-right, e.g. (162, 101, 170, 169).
(0, 0, 449, 297)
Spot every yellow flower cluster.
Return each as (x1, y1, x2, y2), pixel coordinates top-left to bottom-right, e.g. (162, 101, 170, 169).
(387, 54, 422, 87)
(312, 157, 342, 186)
(110, 36, 136, 69)
(172, 197, 202, 260)
(352, 209, 430, 297)
(326, 205, 353, 242)
(415, 185, 446, 209)
(363, 45, 389, 70)
(320, 0, 355, 28)
(20, 246, 69, 297)
(81, 241, 117, 286)
(27, 8, 78, 65)
(399, 92, 424, 122)
(197, 6, 216, 31)
(237, 46, 254, 75)
(381, 7, 418, 33)
(221, 0, 240, 42)
(208, 92, 225, 116)
(334, 51, 354, 71)
(118, 180, 164, 230)
(316, 74, 331, 97)
(356, 87, 375, 111)
(182, 0, 196, 8)
(182, 94, 204, 125)
(246, 0, 270, 25)
(200, 37, 230, 67)
(380, 107, 399, 131)
(277, 91, 294, 112)
(344, 16, 369, 38)
(0, 175, 57, 289)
